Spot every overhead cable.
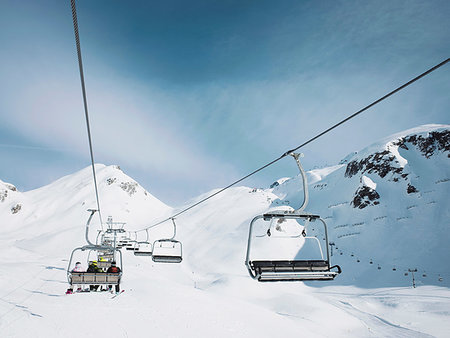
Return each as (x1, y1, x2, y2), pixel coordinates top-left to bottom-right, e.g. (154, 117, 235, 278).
(138, 58, 449, 232)
(70, 0, 103, 225)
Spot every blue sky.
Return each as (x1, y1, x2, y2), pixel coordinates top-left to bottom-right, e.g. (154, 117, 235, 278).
(0, 0, 449, 205)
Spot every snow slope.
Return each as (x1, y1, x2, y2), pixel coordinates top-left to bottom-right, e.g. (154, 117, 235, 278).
(269, 124, 450, 288)
(1, 124, 449, 337)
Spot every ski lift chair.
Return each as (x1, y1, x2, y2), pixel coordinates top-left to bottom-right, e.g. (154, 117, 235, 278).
(246, 212, 341, 281)
(126, 241, 138, 251)
(67, 210, 124, 288)
(133, 231, 153, 256)
(67, 245, 123, 287)
(124, 232, 138, 251)
(245, 153, 341, 282)
(134, 241, 153, 256)
(97, 251, 114, 269)
(152, 218, 182, 263)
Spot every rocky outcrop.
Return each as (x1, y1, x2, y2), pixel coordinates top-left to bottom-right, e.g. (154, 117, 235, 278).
(351, 186, 380, 209)
(1, 183, 18, 202)
(345, 130, 450, 182)
(345, 150, 404, 179)
(397, 130, 450, 158)
(0, 190, 7, 202)
(120, 181, 138, 196)
(11, 204, 21, 214)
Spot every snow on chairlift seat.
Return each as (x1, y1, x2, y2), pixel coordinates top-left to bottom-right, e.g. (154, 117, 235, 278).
(245, 153, 342, 282)
(152, 239, 182, 263)
(246, 213, 341, 282)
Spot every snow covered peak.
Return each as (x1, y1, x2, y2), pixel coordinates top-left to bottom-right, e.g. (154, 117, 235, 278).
(267, 124, 450, 287)
(0, 164, 173, 242)
(344, 124, 449, 164)
(0, 179, 18, 200)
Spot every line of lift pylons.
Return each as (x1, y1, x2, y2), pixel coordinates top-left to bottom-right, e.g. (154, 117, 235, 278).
(67, 153, 341, 291)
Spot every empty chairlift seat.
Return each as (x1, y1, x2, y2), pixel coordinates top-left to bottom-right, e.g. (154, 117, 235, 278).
(152, 239, 182, 263)
(245, 153, 341, 282)
(245, 212, 341, 282)
(250, 259, 341, 282)
(133, 242, 153, 256)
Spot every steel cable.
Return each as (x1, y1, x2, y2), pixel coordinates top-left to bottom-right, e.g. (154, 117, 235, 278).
(70, 0, 103, 225)
(138, 58, 449, 232)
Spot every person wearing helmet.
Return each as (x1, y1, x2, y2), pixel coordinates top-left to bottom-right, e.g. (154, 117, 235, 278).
(87, 260, 102, 273)
(107, 261, 121, 293)
(87, 260, 102, 291)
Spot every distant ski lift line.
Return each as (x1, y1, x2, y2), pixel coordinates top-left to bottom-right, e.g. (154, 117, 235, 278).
(136, 58, 449, 233)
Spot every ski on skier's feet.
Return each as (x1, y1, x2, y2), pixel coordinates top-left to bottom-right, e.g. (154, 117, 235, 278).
(110, 290, 124, 299)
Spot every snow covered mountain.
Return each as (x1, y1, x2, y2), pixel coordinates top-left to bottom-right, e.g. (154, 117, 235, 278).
(269, 124, 450, 287)
(0, 164, 172, 254)
(1, 124, 449, 337)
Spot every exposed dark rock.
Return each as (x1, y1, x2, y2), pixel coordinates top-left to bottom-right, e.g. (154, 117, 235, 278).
(345, 150, 403, 179)
(0, 190, 7, 202)
(270, 181, 280, 189)
(106, 178, 117, 185)
(345, 130, 450, 180)
(120, 182, 138, 196)
(398, 130, 450, 159)
(11, 204, 21, 214)
(351, 186, 380, 209)
(407, 184, 418, 194)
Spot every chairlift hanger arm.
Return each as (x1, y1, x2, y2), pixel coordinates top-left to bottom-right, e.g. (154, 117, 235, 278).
(85, 209, 97, 246)
(289, 153, 309, 213)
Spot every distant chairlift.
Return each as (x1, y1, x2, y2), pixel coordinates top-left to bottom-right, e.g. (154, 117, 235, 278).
(134, 230, 153, 256)
(134, 241, 153, 256)
(152, 218, 182, 263)
(99, 216, 127, 248)
(245, 153, 341, 282)
(125, 232, 139, 251)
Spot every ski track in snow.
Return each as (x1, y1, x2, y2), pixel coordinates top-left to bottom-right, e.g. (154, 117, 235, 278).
(335, 300, 432, 337)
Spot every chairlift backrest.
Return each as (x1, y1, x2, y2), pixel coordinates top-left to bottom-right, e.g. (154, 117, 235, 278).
(152, 239, 182, 263)
(151, 218, 183, 263)
(245, 154, 341, 282)
(245, 213, 340, 282)
(67, 245, 123, 285)
(134, 241, 153, 256)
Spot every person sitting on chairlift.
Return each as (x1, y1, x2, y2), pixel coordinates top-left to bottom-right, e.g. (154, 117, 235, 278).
(87, 260, 102, 291)
(106, 261, 121, 293)
(66, 262, 85, 294)
(72, 261, 83, 272)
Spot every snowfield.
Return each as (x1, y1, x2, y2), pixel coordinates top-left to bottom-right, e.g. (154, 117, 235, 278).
(1, 124, 449, 337)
